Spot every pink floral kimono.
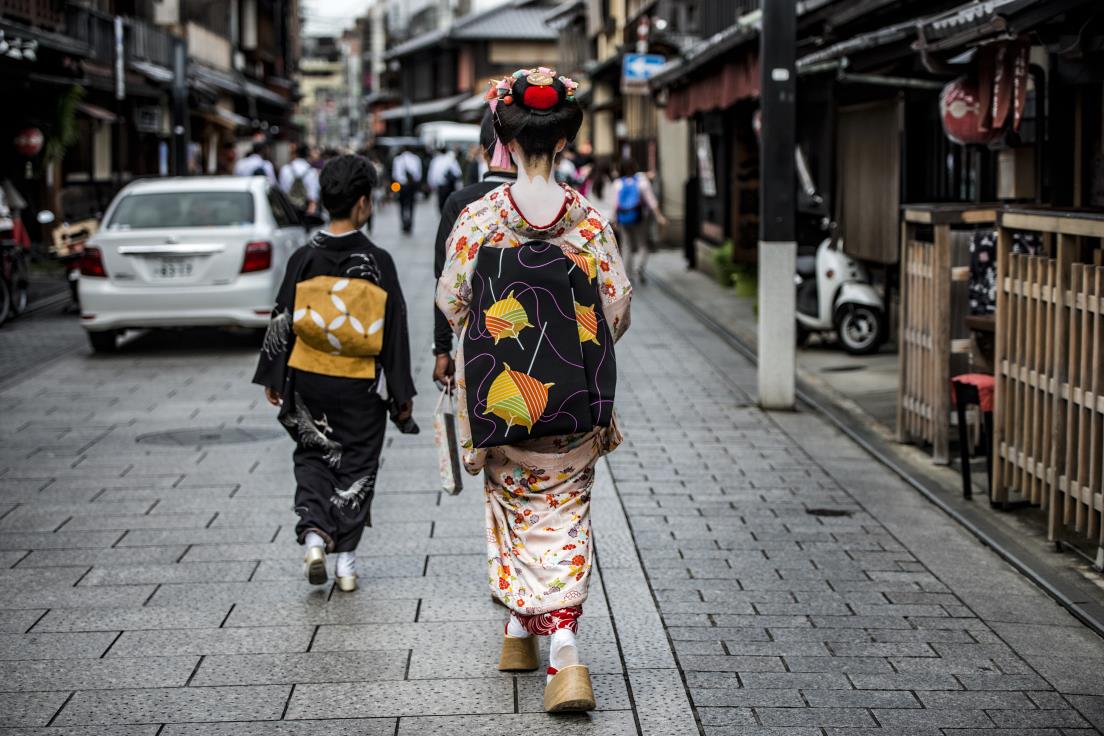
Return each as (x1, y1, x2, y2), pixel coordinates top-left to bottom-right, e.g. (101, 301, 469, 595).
(436, 183, 631, 631)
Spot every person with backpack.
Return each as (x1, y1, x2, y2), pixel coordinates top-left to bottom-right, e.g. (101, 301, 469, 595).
(279, 142, 321, 216)
(427, 147, 462, 213)
(233, 141, 277, 185)
(436, 67, 631, 713)
(253, 154, 416, 594)
(612, 157, 667, 284)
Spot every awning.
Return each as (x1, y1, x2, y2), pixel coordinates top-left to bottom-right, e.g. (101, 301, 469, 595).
(650, 24, 758, 90)
(243, 78, 290, 108)
(197, 105, 250, 130)
(798, 18, 918, 69)
(915, 0, 1092, 52)
(377, 93, 470, 121)
(190, 63, 243, 95)
(77, 101, 117, 123)
(130, 59, 174, 85)
(664, 49, 760, 120)
(458, 91, 488, 114)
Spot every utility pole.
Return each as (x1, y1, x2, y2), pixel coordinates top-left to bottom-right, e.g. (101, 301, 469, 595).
(171, 37, 189, 176)
(757, 0, 797, 409)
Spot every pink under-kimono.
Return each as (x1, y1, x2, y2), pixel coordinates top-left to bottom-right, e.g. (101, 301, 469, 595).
(435, 183, 631, 632)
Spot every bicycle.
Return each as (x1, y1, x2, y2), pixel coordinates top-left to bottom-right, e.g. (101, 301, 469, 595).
(0, 239, 30, 326)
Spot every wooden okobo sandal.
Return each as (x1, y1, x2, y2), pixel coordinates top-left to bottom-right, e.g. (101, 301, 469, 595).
(497, 630, 539, 671)
(543, 664, 596, 712)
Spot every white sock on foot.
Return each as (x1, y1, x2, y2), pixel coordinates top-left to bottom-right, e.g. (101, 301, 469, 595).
(548, 628, 579, 682)
(304, 531, 325, 550)
(336, 551, 356, 577)
(506, 614, 530, 639)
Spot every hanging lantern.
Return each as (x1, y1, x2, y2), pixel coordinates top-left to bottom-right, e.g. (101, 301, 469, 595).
(13, 128, 44, 157)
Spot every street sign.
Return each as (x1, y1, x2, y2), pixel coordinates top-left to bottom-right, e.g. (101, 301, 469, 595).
(621, 53, 665, 94)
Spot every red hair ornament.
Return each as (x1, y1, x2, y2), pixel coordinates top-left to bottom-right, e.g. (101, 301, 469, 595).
(523, 84, 558, 110)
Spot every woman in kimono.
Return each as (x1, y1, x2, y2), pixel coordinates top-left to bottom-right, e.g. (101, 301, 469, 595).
(435, 68, 631, 712)
(255, 154, 415, 593)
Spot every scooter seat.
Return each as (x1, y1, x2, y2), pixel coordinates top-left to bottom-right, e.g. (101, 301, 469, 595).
(796, 255, 817, 277)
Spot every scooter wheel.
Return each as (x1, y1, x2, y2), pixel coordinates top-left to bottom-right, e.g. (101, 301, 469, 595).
(836, 305, 883, 355)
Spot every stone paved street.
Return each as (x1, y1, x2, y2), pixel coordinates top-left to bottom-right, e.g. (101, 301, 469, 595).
(0, 200, 1103, 734)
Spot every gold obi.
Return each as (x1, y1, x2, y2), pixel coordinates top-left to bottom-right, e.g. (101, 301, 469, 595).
(289, 276, 387, 379)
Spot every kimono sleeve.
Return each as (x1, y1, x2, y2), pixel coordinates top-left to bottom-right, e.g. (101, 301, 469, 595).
(435, 206, 485, 336)
(376, 249, 417, 408)
(251, 247, 305, 391)
(590, 223, 632, 341)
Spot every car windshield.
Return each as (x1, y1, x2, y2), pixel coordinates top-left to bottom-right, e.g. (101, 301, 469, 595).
(107, 192, 255, 229)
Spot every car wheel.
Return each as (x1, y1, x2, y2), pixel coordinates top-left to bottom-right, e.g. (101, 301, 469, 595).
(796, 324, 810, 347)
(10, 256, 29, 316)
(88, 330, 119, 353)
(0, 277, 11, 326)
(835, 305, 883, 355)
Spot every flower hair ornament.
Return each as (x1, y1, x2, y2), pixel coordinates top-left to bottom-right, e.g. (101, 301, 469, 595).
(485, 68, 579, 168)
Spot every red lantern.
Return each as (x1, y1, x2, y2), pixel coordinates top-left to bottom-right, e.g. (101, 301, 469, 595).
(13, 128, 44, 157)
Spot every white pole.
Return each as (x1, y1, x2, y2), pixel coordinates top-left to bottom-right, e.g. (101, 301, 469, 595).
(758, 241, 796, 408)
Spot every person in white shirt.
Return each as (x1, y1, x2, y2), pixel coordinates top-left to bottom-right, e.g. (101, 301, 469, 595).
(278, 143, 321, 215)
(391, 146, 423, 234)
(427, 148, 462, 213)
(233, 141, 277, 184)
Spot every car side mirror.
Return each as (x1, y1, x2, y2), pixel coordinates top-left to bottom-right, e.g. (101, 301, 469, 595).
(36, 210, 55, 224)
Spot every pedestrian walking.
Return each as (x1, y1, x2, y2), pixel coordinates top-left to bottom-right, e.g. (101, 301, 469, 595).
(391, 145, 422, 234)
(233, 141, 277, 184)
(253, 154, 416, 593)
(431, 108, 518, 385)
(435, 67, 632, 713)
(613, 157, 667, 284)
(279, 142, 321, 216)
(427, 147, 462, 213)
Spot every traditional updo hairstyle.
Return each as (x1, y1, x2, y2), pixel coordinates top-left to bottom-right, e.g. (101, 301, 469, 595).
(491, 68, 583, 163)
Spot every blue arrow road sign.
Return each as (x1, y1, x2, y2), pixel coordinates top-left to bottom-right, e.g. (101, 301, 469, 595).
(622, 53, 666, 82)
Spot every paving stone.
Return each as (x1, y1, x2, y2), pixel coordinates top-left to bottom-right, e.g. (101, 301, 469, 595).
(756, 707, 876, 727)
(0, 631, 118, 659)
(395, 712, 638, 736)
(115, 526, 280, 547)
(78, 560, 257, 586)
(987, 708, 1092, 728)
(0, 691, 73, 726)
(692, 688, 805, 707)
(225, 598, 418, 627)
(0, 655, 198, 691)
(191, 650, 408, 686)
(0, 608, 46, 633)
(161, 721, 397, 736)
(0, 531, 123, 551)
(32, 605, 230, 632)
(287, 677, 513, 719)
(53, 684, 291, 725)
(15, 546, 187, 567)
(108, 626, 314, 657)
(0, 727, 158, 736)
(872, 707, 995, 728)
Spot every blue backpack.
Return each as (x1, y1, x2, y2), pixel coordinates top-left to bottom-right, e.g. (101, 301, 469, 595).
(616, 176, 642, 225)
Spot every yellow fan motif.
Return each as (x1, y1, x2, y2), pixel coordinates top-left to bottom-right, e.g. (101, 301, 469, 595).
(485, 363, 553, 433)
(575, 302, 600, 345)
(484, 291, 533, 345)
(565, 251, 597, 282)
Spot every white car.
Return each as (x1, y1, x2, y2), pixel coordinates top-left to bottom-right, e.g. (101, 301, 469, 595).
(79, 176, 310, 352)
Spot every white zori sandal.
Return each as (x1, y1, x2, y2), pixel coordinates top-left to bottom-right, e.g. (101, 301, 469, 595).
(303, 532, 327, 586)
(543, 629, 595, 712)
(335, 551, 357, 592)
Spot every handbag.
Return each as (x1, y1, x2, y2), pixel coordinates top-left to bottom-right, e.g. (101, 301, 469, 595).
(434, 380, 463, 495)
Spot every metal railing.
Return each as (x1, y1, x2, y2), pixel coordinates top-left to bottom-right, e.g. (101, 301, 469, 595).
(0, 0, 65, 29)
(64, 4, 176, 69)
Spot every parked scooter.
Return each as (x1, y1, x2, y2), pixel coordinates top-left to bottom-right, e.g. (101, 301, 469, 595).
(793, 148, 886, 355)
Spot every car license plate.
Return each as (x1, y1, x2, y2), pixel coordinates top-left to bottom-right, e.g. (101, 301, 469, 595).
(153, 257, 194, 279)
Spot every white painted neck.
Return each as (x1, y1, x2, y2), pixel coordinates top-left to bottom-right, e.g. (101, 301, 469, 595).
(510, 153, 565, 228)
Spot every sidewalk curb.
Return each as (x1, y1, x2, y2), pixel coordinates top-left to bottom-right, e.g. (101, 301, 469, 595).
(648, 271, 1104, 641)
(593, 459, 701, 736)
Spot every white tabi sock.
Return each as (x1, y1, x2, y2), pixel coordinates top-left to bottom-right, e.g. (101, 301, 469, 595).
(336, 551, 356, 578)
(548, 628, 579, 683)
(505, 614, 530, 639)
(303, 532, 325, 550)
